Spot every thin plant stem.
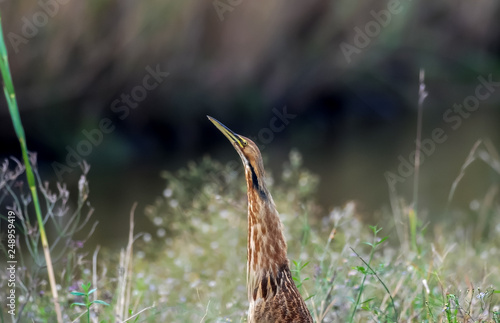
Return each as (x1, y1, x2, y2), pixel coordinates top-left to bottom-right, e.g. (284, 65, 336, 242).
(411, 69, 428, 253)
(350, 248, 398, 322)
(0, 16, 63, 323)
(413, 69, 427, 213)
(348, 233, 377, 323)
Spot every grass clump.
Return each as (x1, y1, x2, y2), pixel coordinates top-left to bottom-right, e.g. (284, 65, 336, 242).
(0, 148, 499, 322)
(136, 149, 500, 322)
(70, 282, 110, 323)
(0, 159, 98, 321)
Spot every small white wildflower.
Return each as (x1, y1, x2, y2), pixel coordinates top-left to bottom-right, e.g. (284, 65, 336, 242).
(157, 228, 166, 237)
(78, 175, 89, 201)
(290, 149, 302, 168)
(136, 251, 145, 259)
(195, 246, 205, 256)
(329, 208, 343, 224)
(163, 188, 173, 197)
(169, 199, 179, 208)
(153, 217, 163, 226)
(422, 279, 430, 294)
(190, 280, 200, 288)
(143, 233, 152, 243)
(210, 241, 219, 250)
(477, 291, 486, 300)
(208, 281, 216, 287)
(18, 295, 26, 303)
(220, 210, 230, 219)
(469, 199, 480, 211)
(345, 201, 355, 214)
(83, 268, 91, 276)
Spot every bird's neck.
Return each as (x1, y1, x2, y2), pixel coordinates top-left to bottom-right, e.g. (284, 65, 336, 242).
(245, 170, 288, 302)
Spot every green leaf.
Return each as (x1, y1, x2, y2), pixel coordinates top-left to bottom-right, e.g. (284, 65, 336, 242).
(71, 302, 87, 307)
(91, 300, 110, 306)
(304, 294, 315, 301)
(376, 237, 388, 245)
(361, 297, 375, 304)
(71, 292, 86, 296)
(88, 288, 97, 295)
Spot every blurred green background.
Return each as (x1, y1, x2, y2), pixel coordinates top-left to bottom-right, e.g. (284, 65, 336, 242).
(1, 0, 499, 249)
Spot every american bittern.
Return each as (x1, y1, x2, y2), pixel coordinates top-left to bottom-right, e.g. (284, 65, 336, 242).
(208, 116, 313, 323)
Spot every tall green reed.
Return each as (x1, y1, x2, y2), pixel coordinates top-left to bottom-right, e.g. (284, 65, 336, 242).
(0, 16, 63, 323)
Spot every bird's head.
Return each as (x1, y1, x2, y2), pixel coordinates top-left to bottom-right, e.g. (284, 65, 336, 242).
(207, 116, 267, 195)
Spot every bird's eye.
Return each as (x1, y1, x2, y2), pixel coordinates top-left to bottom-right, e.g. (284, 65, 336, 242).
(241, 139, 248, 147)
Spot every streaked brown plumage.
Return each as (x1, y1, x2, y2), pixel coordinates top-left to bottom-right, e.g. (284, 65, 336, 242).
(208, 116, 313, 323)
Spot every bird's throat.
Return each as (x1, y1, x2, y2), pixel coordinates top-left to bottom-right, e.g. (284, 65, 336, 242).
(246, 176, 288, 302)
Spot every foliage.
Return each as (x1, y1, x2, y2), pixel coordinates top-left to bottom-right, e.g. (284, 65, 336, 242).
(70, 282, 109, 323)
(1, 150, 499, 322)
(0, 158, 98, 322)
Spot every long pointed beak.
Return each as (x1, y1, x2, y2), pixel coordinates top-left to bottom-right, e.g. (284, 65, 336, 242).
(207, 115, 246, 148)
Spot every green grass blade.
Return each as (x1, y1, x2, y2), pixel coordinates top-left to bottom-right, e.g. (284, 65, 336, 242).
(0, 15, 63, 323)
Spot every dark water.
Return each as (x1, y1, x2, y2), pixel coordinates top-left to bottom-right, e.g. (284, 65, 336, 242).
(33, 106, 497, 250)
